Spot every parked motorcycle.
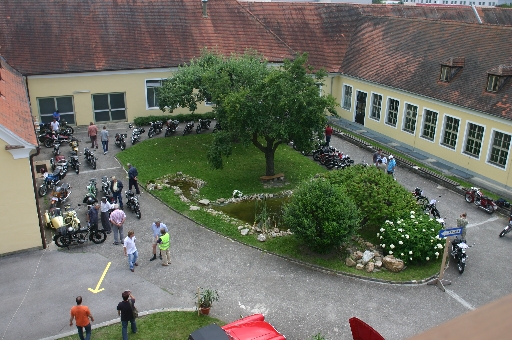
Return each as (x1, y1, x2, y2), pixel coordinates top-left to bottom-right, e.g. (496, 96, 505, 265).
(44, 206, 64, 229)
(465, 187, 497, 214)
(62, 204, 81, 230)
(412, 187, 429, 210)
(131, 127, 145, 144)
(52, 141, 61, 156)
(125, 190, 141, 219)
(50, 182, 71, 206)
(312, 145, 336, 162)
(59, 119, 74, 135)
(195, 119, 211, 134)
(182, 121, 194, 136)
(38, 131, 56, 148)
(83, 148, 97, 170)
(114, 133, 127, 150)
(425, 198, 441, 219)
(101, 176, 112, 196)
(53, 219, 107, 248)
(165, 119, 179, 137)
(212, 121, 222, 133)
(69, 137, 79, 154)
(68, 151, 80, 174)
(148, 120, 164, 138)
(50, 150, 69, 173)
(38, 169, 65, 196)
(499, 214, 512, 238)
(451, 238, 469, 274)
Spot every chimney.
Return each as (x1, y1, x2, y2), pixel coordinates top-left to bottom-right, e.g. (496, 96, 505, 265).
(202, 0, 208, 18)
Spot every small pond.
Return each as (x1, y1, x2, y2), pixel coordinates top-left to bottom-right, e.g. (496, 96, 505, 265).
(213, 197, 290, 225)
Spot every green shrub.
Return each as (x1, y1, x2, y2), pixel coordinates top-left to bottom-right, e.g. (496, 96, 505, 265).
(133, 112, 216, 126)
(322, 165, 417, 228)
(282, 178, 361, 253)
(378, 211, 444, 265)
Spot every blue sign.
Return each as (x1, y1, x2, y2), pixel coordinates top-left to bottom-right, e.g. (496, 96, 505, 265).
(438, 228, 463, 238)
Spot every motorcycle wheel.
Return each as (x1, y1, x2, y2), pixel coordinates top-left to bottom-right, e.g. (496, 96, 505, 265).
(91, 159, 97, 170)
(38, 185, 47, 197)
(432, 208, 441, 219)
(417, 197, 429, 210)
(183, 130, 187, 136)
(165, 129, 171, 137)
(54, 235, 70, 248)
(65, 127, 74, 135)
(90, 230, 107, 244)
(75, 165, 80, 175)
(136, 210, 141, 219)
(148, 129, 155, 138)
(465, 193, 473, 203)
(313, 152, 320, 161)
(121, 142, 126, 150)
(457, 260, 465, 274)
(196, 125, 201, 134)
(44, 139, 53, 148)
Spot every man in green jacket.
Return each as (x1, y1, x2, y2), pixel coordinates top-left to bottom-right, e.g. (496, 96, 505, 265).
(157, 227, 171, 266)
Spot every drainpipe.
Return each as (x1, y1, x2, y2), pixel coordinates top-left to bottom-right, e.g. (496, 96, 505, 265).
(202, 0, 208, 18)
(30, 146, 46, 249)
(471, 4, 483, 24)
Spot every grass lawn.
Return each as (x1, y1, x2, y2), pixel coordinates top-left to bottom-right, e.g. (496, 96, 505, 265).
(61, 312, 225, 340)
(117, 134, 441, 282)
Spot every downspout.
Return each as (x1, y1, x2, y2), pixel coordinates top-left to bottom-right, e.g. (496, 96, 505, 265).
(29, 146, 47, 249)
(471, 4, 483, 24)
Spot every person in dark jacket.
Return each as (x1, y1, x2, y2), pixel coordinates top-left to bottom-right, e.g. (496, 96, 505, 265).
(117, 290, 137, 339)
(110, 176, 124, 209)
(127, 163, 140, 195)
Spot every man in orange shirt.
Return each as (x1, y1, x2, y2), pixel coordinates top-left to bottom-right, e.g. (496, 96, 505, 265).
(88, 122, 99, 149)
(69, 296, 94, 340)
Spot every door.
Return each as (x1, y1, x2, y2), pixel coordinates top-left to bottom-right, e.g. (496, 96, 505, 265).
(354, 91, 367, 126)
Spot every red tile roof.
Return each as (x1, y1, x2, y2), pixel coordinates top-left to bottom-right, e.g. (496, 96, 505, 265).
(0, 0, 294, 75)
(0, 57, 38, 146)
(341, 17, 512, 119)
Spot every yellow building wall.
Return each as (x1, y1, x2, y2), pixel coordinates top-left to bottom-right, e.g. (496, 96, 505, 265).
(332, 76, 512, 188)
(27, 69, 212, 126)
(0, 140, 42, 254)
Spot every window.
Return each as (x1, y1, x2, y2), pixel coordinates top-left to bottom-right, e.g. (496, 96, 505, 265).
(403, 104, 418, 134)
(439, 58, 464, 82)
(342, 85, 352, 111)
(464, 122, 484, 157)
(489, 131, 511, 168)
(146, 79, 163, 109)
(441, 116, 460, 149)
(92, 92, 127, 122)
(370, 94, 382, 121)
(486, 74, 509, 92)
(422, 109, 438, 141)
(386, 99, 399, 127)
(37, 96, 75, 124)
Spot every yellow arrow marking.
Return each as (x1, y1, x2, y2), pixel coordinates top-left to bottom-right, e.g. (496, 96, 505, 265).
(88, 262, 111, 293)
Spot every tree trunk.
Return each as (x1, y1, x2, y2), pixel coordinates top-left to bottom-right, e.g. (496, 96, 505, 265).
(265, 147, 275, 176)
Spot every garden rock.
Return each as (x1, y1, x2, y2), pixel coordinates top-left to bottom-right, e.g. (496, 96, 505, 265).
(356, 263, 364, 270)
(240, 228, 249, 236)
(190, 206, 200, 211)
(257, 234, 266, 242)
(375, 260, 382, 269)
(345, 257, 356, 267)
(382, 255, 405, 272)
(198, 199, 210, 205)
(362, 250, 374, 264)
(366, 262, 375, 272)
(354, 251, 363, 260)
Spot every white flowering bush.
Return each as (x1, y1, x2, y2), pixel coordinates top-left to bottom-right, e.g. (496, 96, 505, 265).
(378, 211, 443, 265)
(232, 190, 243, 198)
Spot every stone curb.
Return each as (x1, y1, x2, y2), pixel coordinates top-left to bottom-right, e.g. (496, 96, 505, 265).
(41, 307, 196, 340)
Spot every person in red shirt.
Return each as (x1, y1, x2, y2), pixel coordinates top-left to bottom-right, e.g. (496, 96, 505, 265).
(69, 296, 94, 340)
(87, 122, 99, 149)
(325, 124, 333, 146)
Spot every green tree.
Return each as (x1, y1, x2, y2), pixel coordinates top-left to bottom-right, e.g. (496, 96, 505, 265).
(157, 50, 338, 176)
(282, 178, 361, 253)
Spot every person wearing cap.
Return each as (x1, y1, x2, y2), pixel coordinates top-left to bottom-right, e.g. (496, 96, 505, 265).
(127, 163, 141, 195)
(123, 230, 138, 272)
(69, 296, 94, 340)
(100, 197, 113, 234)
(86, 203, 100, 231)
(110, 176, 124, 210)
(387, 155, 396, 177)
(117, 290, 137, 339)
(109, 204, 126, 245)
(156, 227, 171, 266)
(149, 219, 168, 261)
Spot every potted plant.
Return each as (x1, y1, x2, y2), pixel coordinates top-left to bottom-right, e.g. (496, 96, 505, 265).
(195, 288, 219, 315)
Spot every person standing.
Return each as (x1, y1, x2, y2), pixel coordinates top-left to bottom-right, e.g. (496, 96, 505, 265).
(117, 290, 137, 339)
(387, 155, 396, 177)
(51, 118, 60, 132)
(86, 203, 100, 231)
(127, 163, 141, 195)
(110, 204, 126, 245)
(376, 158, 386, 172)
(100, 125, 109, 155)
(373, 149, 382, 166)
(69, 296, 94, 340)
(88, 122, 99, 149)
(110, 176, 124, 210)
(53, 110, 61, 122)
(157, 227, 171, 266)
(123, 230, 138, 272)
(100, 197, 112, 234)
(324, 125, 333, 146)
(149, 219, 168, 261)
(457, 212, 469, 240)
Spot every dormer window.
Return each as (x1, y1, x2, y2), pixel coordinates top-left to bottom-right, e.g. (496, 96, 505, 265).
(486, 65, 511, 93)
(439, 57, 464, 82)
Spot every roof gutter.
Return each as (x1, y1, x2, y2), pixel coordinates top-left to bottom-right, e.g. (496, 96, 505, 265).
(29, 146, 47, 249)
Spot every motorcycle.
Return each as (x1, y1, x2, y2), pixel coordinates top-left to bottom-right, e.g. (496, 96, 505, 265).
(53, 219, 107, 248)
(83, 178, 99, 210)
(425, 198, 441, 219)
(165, 119, 179, 137)
(499, 214, 512, 238)
(83, 148, 97, 170)
(451, 238, 469, 274)
(101, 176, 112, 196)
(148, 120, 164, 138)
(412, 187, 429, 210)
(195, 119, 211, 134)
(50, 182, 71, 206)
(38, 168, 65, 196)
(182, 121, 194, 136)
(114, 133, 127, 150)
(50, 149, 69, 173)
(312, 145, 336, 162)
(131, 127, 145, 144)
(464, 187, 497, 214)
(44, 206, 64, 229)
(125, 190, 141, 219)
(52, 141, 61, 156)
(59, 119, 74, 135)
(212, 121, 222, 133)
(69, 137, 79, 154)
(68, 151, 80, 174)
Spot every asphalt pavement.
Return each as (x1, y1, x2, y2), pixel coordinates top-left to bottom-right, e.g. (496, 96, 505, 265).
(1, 122, 511, 340)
